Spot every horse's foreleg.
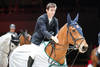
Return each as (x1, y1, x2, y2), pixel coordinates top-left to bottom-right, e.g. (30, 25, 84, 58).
(93, 62, 97, 67)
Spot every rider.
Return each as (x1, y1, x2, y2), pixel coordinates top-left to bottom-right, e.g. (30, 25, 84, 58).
(31, 3, 59, 45)
(8, 24, 17, 36)
(28, 3, 59, 67)
(0, 24, 17, 43)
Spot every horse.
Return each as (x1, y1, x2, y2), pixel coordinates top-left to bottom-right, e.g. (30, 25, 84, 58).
(19, 30, 31, 46)
(9, 13, 88, 67)
(0, 34, 19, 67)
(9, 31, 39, 67)
(91, 47, 100, 67)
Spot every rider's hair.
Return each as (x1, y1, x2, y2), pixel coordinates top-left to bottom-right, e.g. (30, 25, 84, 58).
(46, 3, 57, 10)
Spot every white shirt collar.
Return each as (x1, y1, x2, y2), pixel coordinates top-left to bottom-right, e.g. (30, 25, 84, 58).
(48, 18, 52, 24)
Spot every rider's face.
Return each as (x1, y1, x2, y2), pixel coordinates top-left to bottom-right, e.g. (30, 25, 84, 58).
(10, 29, 15, 32)
(46, 7, 56, 18)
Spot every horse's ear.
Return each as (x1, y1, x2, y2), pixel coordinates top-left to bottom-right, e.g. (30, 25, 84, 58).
(67, 13, 71, 25)
(73, 13, 79, 22)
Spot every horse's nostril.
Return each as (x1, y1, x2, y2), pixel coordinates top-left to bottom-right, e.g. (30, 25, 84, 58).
(82, 46, 88, 51)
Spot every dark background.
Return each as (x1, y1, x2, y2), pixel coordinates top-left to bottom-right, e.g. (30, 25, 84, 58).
(0, 0, 100, 65)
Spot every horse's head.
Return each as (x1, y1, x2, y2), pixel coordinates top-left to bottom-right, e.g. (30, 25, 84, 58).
(67, 13, 88, 53)
(10, 35, 20, 50)
(19, 30, 31, 46)
(11, 35, 20, 46)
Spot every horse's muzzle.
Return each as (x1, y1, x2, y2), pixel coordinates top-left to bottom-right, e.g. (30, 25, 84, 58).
(79, 44, 88, 53)
(82, 46, 88, 52)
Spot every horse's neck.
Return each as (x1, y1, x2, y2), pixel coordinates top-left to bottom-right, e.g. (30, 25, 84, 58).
(45, 24, 69, 64)
(25, 40, 31, 44)
(20, 38, 31, 46)
(20, 41, 31, 46)
(57, 24, 68, 45)
(0, 38, 11, 53)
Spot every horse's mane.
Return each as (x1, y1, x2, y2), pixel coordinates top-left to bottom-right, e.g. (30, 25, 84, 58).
(0, 37, 10, 46)
(57, 23, 68, 45)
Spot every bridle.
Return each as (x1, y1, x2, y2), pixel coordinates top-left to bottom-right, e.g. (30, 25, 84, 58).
(8, 35, 20, 54)
(49, 24, 85, 49)
(67, 24, 85, 49)
(69, 30, 85, 49)
(8, 35, 20, 67)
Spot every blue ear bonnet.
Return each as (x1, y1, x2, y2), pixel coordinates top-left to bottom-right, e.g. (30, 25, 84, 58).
(67, 13, 83, 36)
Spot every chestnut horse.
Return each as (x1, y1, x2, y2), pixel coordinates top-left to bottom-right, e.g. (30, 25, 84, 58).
(91, 47, 100, 67)
(41, 13, 88, 67)
(9, 13, 88, 67)
(19, 30, 31, 46)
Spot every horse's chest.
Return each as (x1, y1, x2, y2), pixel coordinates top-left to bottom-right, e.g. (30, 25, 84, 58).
(32, 43, 67, 67)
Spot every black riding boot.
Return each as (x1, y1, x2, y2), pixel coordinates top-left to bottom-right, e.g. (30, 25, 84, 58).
(27, 56, 34, 67)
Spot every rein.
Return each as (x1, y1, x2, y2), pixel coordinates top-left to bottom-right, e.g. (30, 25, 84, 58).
(70, 51, 80, 67)
(7, 40, 12, 67)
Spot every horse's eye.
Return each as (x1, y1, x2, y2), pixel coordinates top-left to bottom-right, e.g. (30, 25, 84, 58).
(72, 29, 76, 32)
